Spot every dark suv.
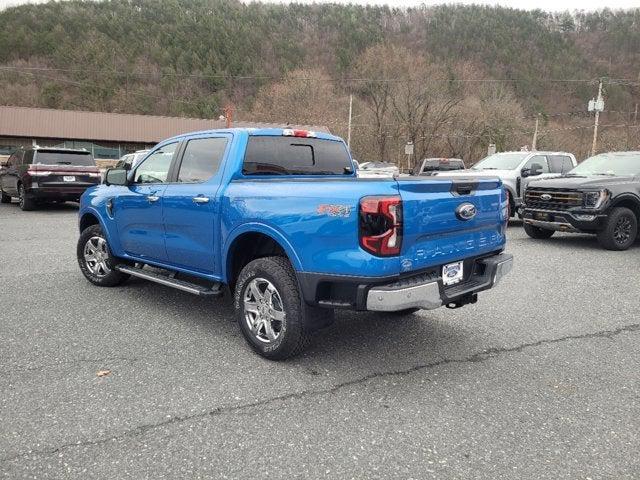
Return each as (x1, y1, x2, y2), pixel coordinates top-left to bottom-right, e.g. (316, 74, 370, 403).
(0, 147, 101, 210)
(522, 151, 640, 250)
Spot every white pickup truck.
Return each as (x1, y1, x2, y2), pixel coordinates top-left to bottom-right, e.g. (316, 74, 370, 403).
(437, 151, 577, 217)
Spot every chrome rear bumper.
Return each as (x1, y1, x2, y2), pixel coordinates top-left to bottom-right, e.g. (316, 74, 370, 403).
(366, 253, 513, 312)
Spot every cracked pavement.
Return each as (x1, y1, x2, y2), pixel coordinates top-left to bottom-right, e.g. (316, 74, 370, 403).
(1, 202, 639, 479)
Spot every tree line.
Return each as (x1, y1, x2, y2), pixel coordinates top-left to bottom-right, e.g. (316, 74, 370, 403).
(0, 0, 638, 162)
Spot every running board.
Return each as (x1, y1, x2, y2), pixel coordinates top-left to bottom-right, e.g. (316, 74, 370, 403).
(115, 265, 223, 297)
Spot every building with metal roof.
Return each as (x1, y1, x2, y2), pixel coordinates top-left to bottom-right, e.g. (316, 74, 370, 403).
(0, 105, 329, 159)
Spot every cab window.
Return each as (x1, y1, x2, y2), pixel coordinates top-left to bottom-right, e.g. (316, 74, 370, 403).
(134, 143, 178, 184)
(177, 137, 228, 183)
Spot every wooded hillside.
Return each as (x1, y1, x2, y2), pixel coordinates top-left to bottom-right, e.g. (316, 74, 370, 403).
(0, 1, 639, 163)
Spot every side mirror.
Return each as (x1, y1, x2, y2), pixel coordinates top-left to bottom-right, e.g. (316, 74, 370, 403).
(529, 163, 543, 176)
(521, 168, 530, 178)
(105, 168, 128, 186)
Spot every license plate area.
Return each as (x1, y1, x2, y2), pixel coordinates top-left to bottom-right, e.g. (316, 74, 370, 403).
(442, 261, 464, 286)
(63, 176, 76, 182)
(533, 212, 550, 221)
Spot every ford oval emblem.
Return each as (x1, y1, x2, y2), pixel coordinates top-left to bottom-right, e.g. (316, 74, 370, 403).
(456, 202, 477, 221)
(540, 193, 552, 201)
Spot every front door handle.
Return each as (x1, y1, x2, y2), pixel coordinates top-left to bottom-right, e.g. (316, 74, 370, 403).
(147, 195, 160, 203)
(192, 196, 210, 204)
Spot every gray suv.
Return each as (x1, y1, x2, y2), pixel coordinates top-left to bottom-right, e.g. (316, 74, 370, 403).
(436, 151, 577, 217)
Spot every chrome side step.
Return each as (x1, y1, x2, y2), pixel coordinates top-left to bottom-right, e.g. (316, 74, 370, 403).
(115, 265, 223, 297)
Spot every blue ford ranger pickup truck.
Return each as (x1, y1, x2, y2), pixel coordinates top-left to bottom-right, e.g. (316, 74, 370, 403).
(77, 128, 513, 359)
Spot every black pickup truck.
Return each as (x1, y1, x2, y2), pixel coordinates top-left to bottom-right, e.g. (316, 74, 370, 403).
(521, 151, 640, 250)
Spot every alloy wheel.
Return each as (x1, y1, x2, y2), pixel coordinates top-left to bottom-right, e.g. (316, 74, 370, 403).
(613, 215, 632, 245)
(84, 236, 112, 277)
(243, 277, 286, 343)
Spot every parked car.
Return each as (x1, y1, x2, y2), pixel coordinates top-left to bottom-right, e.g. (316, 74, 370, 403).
(115, 149, 150, 170)
(76, 128, 512, 359)
(436, 151, 577, 217)
(521, 151, 640, 250)
(357, 161, 399, 178)
(0, 147, 101, 210)
(417, 157, 465, 175)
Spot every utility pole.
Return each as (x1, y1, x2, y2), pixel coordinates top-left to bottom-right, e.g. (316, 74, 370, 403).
(531, 114, 540, 151)
(347, 94, 353, 149)
(589, 79, 604, 157)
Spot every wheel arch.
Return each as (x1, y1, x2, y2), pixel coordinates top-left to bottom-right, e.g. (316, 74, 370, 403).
(223, 224, 303, 289)
(78, 208, 121, 255)
(609, 194, 640, 220)
(79, 211, 101, 233)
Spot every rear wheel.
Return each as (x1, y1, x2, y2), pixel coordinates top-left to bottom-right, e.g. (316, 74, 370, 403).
(18, 184, 36, 211)
(523, 222, 555, 239)
(0, 189, 11, 204)
(597, 207, 637, 251)
(235, 256, 331, 360)
(77, 224, 130, 286)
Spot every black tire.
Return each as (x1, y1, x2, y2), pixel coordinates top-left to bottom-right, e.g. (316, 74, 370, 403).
(385, 308, 421, 316)
(18, 184, 36, 211)
(77, 224, 130, 287)
(0, 189, 11, 204)
(596, 207, 638, 251)
(505, 189, 514, 219)
(523, 222, 555, 239)
(234, 256, 331, 360)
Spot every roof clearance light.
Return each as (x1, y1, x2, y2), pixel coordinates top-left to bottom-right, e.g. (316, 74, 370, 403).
(283, 129, 316, 138)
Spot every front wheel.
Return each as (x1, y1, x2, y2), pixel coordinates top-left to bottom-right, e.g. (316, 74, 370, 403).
(1, 189, 11, 204)
(234, 256, 330, 360)
(77, 224, 130, 286)
(597, 207, 638, 251)
(384, 308, 421, 316)
(523, 222, 555, 239)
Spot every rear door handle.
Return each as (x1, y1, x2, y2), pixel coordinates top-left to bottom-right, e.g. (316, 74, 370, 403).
(192, 196, 210, 204)
(147, 195, 160, 203)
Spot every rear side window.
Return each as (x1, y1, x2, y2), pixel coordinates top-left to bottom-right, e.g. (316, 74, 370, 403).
(34, 151, 94, 166)
(177, 137, 228, 183)
(243, 137, 351, 175)
(548, 155, 573, 174)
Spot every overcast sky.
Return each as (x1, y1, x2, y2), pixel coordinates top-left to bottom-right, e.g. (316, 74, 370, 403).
(0, 0, 638, 11)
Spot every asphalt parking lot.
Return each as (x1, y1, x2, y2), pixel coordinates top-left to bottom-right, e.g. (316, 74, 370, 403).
(1, 201, 639, 479)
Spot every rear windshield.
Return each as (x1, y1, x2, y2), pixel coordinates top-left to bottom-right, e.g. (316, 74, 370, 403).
(34, 151, 95, 166)
(421, 159, 464, 172)
(243, 136, 352, 175)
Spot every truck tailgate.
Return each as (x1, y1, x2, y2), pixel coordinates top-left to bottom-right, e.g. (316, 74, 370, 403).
(397, 176, 506, 272)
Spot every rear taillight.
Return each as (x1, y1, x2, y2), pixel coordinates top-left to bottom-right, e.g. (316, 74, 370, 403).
(359, 195, 403, 256)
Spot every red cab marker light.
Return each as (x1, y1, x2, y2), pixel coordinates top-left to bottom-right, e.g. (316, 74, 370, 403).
(283, 129, 316, 138)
